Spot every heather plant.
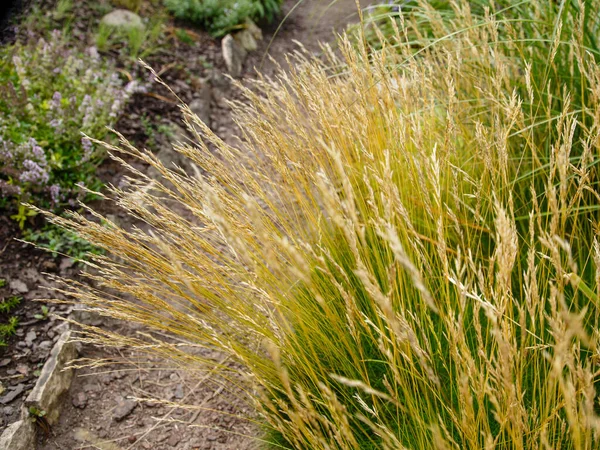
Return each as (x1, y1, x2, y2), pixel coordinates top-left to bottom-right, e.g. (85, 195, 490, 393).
(46, 1, 600, 449)
(0, 30, 140, 227)
(164, 0, 283, 36)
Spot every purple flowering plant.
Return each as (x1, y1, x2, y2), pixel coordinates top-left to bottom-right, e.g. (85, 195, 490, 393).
(0, 30, 139, 227)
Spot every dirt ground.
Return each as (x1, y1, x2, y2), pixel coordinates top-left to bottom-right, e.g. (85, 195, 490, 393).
(20, 1, 363, 449)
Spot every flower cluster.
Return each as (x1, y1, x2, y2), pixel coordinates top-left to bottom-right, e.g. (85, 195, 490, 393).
(0, 30, 145, 219)
(0, 137, 50, 196)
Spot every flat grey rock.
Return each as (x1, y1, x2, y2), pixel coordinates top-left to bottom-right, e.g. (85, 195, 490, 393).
(9, 279, 28, 294)
(0, 384, 25, 404)
(100, 9, 144, 31)
(72, 391, 88, 409)
(113, 399, 137, 422)
(0, 420, 35, 450)
(24, 330, 77, 425)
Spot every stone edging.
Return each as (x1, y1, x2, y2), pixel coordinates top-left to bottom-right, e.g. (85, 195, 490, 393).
(0, 326, 77, 450)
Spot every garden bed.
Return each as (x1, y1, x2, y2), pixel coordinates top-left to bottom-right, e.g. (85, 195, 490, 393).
(1, 0, 360, 448)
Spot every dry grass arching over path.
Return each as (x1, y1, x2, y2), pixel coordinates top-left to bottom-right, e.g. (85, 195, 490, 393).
(37, 1, 362, 450)
(10, 0, 599, 449)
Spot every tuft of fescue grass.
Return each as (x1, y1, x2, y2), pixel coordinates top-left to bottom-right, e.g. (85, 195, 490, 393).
(46, 1, 600, 448)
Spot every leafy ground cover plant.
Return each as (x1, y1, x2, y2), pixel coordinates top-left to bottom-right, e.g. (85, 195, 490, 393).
(164, 0, 283, 36)
(0, 295, 20, 347)
(0, 30, 140, 227)
(48, 0, 600, 448)
(96, 13, 166, 61)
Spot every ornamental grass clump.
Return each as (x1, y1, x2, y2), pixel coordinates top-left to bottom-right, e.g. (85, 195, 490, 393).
(49, 1, 600, 448)
(0, 30, 140, 226)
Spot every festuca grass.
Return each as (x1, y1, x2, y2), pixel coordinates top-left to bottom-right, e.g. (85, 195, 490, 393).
(44, 1, 600, 448)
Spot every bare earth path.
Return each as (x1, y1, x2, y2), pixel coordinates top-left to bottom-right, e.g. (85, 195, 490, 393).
(39, 2, 360, 449)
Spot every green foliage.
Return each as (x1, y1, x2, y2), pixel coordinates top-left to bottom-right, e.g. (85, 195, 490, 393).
(0, 30, 133, 228)
(34, 305, 49, 321)
(0, 296, 21, 315)
(96, 15, 165, 61)
(175, 28, 195, 45)
(112, 0, 143, 12)
(163, 0, 283, 36)
(54, 0, 73, 20)
(23, 223, 104, 260)
(28, 405, 51, 435)
(0, 297, 20, 348)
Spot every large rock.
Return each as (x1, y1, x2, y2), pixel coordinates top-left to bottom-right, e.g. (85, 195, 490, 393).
(100, 9, 144, 31)
(245, 18, 263, 41)
(0, 420, 35, 450)
(24, 330, 77, 425)
(234, 19, 263, 52)
(222, 34, 247, 77)
(234, 29, 258, 52)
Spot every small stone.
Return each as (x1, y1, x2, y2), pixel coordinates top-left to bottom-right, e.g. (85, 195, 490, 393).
(9, 279, 28, 294)
(174, 384, 184, 399)
(37, 340, 53, 351)
(15, 364, 29, 376)
(83, 382, 100, 393)
(100, 9, 144, 31)
(72, 392, 87, 409)
(127, 435, 137, 443)
(167, 433, 181, 447)
(113, 398, 137, 422)
(25, 331, 37, 346)
(0, 384, 25, 404)
(141, 442, 151, 449)
(0, 359, 10, 367)
(40, 260, 57, 271)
